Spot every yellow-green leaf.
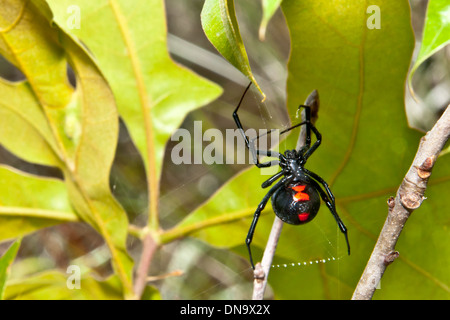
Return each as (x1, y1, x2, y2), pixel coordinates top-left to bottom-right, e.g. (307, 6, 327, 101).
(46, 0, 223, 231)
(58, 30, 134, 299)
(0, 165, 77, 242)
(0, 0, 73, 109)
(4, 270, 125, 300)
(0, 239, 21, 300)
(201, 0, 265, 98)
(0, 80, 61, 167)
(0, 0, 134, 298)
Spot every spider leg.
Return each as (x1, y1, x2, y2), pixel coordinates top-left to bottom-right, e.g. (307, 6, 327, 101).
(304, 168, 335, 204)
(291, 105, 322, 160)
(305, 174, 350, 255)
(302, 121, 322, 161)
(233, 82, 252, 147)
(261, 170, 284, 188)
(279, 121, 308, 136)
(246, 176, 292, 269)
(276, 117, 321, 161)
(249, 135, 280, 168)
(278, 117, 315, 154)
(233, 84, 280, 168)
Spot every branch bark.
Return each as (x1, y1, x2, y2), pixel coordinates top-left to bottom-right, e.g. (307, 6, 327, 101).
(133, 231, 159, 299)
(252, 217, 283, 299)
(252, 90, 320, 300)
(352, 105, 450, 300)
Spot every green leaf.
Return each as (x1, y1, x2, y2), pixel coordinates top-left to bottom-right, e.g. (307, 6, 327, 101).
(0, 165, 77, 242)
(0, 239, 21, 300)
(259, 0, 282, 41)
(201, 0, 265, 99)
(279, 0, 448, 299)
(46, 0, 222, 231)
(0, 0, 73, 109)
(0, 0, 134, 298)
(408, 0, 450, 94)
(281, 0, 448, 299)
(3, 270, 126, 300)
(58, 30, 135, 299)
(173, 0, 449, 299)
(161, 167, 262, 246)
(141, 285, 162, 300)
(0, 0, 70, 168)
(0, 79, 62, 167)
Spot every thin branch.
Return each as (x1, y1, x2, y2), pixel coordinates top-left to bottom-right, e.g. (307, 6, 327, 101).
(352, 105, 450, 300)
(133, 231, 159, 299)
(252, 217, 283, 299)
(146, 269, 184, 282)
(252, 90, 320, 300)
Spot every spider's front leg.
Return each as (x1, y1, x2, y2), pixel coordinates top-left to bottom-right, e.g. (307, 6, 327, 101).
(249, 134, 281, 168)
(246, 176, 291, 269)
(275, 105, 322, 161)
(233, 84, 280, 168)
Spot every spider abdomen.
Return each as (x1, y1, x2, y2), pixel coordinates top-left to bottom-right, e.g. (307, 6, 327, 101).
(271, 183, 320, 225)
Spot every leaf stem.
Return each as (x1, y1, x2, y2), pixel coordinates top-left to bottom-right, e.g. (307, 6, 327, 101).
(352, 105, 450, 300)
(160, 209, 255, 244)
(0, 207, 78, 222)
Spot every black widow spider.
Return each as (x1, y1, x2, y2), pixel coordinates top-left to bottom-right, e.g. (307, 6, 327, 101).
(233, 83, 350, 269)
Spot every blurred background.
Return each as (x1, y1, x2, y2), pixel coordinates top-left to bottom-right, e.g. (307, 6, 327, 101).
(0, 0, 448, 299)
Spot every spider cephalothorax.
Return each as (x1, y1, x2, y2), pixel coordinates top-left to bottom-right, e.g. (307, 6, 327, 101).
(233, 83, 350, 269)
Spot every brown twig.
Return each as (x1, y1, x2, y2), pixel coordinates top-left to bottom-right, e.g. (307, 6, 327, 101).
(252, 217, 284, 299)
(133, 231, 159, 299)
(252, 90, 320, 300)
(352, 105, 450, 300)
(146, 269, 184, 282)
